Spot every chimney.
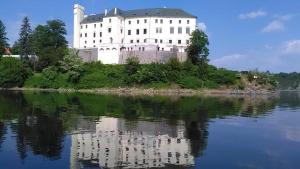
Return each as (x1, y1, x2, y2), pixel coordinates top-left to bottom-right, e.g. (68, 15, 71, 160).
(105, 9, 107, 16)
(114, 8, 117, 15)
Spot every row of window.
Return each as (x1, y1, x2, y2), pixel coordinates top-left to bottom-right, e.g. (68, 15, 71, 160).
(82, 38, 189, 45)
(128, 19, 190, 25)
(81, 19, 191, 29)
(80, 26, 190, 38)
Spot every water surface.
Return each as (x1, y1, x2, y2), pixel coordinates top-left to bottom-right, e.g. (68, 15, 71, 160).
(0, 91, 299, 169)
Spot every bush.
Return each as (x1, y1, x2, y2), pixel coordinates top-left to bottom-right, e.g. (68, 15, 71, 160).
(0, 57, 31, 87)
(177, 76, 203, 89)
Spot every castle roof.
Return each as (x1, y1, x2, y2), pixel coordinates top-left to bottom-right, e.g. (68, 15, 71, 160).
(81, 8, 196, 24)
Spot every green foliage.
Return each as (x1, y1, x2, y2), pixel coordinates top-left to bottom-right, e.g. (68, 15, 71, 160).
(274, 72, 300, 90)
(187, 29, 209, 76)
(0, 20, 9, 57)
(0, 57, 31, 87)
(18, 17, 33, 62)
(58, 49, 84, 83)
(31, 20, 68, 71)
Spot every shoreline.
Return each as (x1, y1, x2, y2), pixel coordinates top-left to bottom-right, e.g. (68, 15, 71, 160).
(0, 87, 279, 97)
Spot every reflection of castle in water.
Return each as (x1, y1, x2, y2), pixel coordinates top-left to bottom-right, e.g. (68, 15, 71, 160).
(70, 117, 195, 169)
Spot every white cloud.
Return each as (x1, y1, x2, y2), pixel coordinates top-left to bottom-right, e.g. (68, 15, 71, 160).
(262, 20, 285, 33)
(282, 40, 300, 54)
(239, 10, 267, 19)
(197, 22, 207, 32)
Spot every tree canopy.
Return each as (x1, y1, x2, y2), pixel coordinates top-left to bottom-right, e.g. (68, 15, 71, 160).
(0, 20, 9, 57)
(187, 29, 209, 77)
(18, 17, 32, 62)
(31, 19, 68, 71)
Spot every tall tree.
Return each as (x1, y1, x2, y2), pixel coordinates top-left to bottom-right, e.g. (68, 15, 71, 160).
(31, 19, 68, 71)
(187, 29, 209, 76)
(18, 17, 32, 62)
(0, 20, 9, 57)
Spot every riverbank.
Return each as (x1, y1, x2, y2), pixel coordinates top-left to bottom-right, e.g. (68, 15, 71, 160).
(1, 87, 279, 97)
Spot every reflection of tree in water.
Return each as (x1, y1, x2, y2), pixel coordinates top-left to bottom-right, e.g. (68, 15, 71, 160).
(11, 107, 64, 160)
(0, 122, 6, 151)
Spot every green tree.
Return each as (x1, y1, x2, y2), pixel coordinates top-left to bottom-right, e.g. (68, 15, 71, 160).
(0, 57, 31, 87)
(58, 49, 84, 83)
(31, 20, 68, 71)
(11, 41, 20, 55)
(0, 20, 9, 57)
(18, 17, 32, 63)
(187, 29, 209, 77)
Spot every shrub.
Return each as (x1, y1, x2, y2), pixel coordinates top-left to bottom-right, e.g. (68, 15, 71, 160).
(177, 76, 203, 89)
(0, 57, 31, 87)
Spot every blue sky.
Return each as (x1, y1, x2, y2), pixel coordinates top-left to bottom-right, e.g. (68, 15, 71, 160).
(1, 0, 300, 72)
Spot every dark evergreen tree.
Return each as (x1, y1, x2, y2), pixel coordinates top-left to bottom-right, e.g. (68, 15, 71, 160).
(0, 20, 9, 57)
(18, 17, 32, 62)
(187, 29, 209, 77)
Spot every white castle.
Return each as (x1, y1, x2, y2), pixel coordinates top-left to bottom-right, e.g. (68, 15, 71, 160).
(70, 117, 195, 169)
(73, 4, 197, 64)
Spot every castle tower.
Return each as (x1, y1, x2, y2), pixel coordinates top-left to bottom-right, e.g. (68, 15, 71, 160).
(74, 4, 85, 48)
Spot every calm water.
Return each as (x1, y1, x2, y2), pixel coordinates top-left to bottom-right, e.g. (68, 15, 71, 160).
(0, 91, 299, 169)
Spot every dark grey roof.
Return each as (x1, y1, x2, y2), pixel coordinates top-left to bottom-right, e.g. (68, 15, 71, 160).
(81, 8, 196, 24)
(81, 14, 104, 24)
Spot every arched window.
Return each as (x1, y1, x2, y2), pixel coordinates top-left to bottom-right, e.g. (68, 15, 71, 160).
(100, 48, 104, 51)
(106, 48, 110, 50)
(112, 48, 117, 50)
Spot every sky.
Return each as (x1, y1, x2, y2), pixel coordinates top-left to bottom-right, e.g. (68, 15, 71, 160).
(1, 0, 300, 72)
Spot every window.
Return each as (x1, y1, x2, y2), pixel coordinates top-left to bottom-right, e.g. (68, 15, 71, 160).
(110, 37, 113, 43)
(93, 40, 95, 43)
(137, 39, 140, 43)
(109, 19, 112, 23)
(169, 40, 172, 44)
(85, 33, 87, 37)
(186, 40, 190, 44)
(187, 20, 190, 24)
(179, 20, 182, 24)
(144, 39, 147, 43)
(100, 23, 103, 27)
(121, 29, 123, 33)
(160, 39, 163, 43)
(156, 28, 162, 33)
(142, 47, 145, 51)
(137, 20, 140, 24)
(160, 19, 163, 24)
(186, 27, 191, 34)
(144, 19, 147, 23)
(128, 20, 131, 24)
(93, 32, 96, 38)
(130, 40, 133, 43)
(170, 27, 174, 34)
(100, 39, 102, 43)
(178, 27, 182, 34)
(108, 28, 112, 33)
(136, 29, 140, 35)
(128, 30, 131, 35)
(170, 20, 173, 24)
(80, 33, 82, 37)
(86, 25, 88, 28)
(81, 25, 83, 29)
(178, 40, 182, 44)
(85, 41, 87, 44)
(155, 39, 158, 43)
(143, 29, 147, 34)
(100, 32, 102, 37)
(94, 24, 96, 28)
(155, 19, 158, 23)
